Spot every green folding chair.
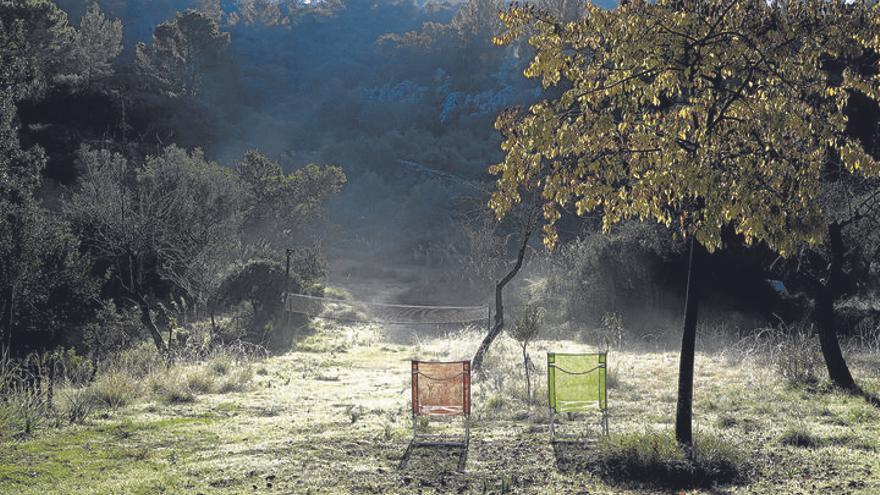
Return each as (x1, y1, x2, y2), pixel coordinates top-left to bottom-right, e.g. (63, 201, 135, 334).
(547, 352, 608, 440)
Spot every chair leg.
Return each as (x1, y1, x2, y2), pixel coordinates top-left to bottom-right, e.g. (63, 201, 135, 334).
(399, 439, 415, 469)
(399, 416, 417, 470)
(549, 409, 556, 442)
(457, 416, 470, 472)
(602, 410, 609, 436)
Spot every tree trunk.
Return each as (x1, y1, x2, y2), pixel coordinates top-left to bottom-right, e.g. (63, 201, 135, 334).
(814, 222, 856, 390)
(472, 227, 532, 372)
(138, 299, 166, 352)
(5, 284, 15, 351)
(210, 310, 219, 344)
(675, 237, 702, 447)
(522, 344, 531, 401)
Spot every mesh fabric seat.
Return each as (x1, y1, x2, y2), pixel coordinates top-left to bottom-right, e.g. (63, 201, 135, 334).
(547, 352, 608, 440)
(400, 361, 471, 471)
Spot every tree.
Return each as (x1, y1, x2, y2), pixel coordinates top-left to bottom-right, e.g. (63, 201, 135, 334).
(510, 304, 542, 401)
(68, 2, 123, 85)
(234, 150, 346, 252)
(0, 0, 75, 100)
(491, 0, 880, 445)
(471, 200, 540, 371)
(135, 10, 231, 98)
(775, 170, 880, 391)
(0, 93, 97, 354)
(64, 146, 246, 352)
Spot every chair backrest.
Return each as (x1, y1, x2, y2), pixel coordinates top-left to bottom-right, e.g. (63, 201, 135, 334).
(547, 352, 607, 413)
(411, 361, 471, 417)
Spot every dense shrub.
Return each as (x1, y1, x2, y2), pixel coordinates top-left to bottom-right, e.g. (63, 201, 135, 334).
(539, 221, 683, 331)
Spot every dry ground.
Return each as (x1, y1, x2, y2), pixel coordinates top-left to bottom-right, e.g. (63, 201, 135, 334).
(2, 322, 880, 494)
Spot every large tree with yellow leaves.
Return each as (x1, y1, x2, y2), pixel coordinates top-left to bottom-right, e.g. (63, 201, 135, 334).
(490, 0, 880, 445)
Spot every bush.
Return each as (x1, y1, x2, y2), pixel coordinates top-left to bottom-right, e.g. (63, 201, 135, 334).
(52, 348, 95, 386)
(106, 342, 164, 379)
(591, 431, 749, 488)
(208, 355, 232, 376)
(772, 327, 823, 386)
(217, 366, 253, 393)
(484, 394, 507, 411)
(736, 324, 824, 386)
(538, 221, 682, 329)
(151, 374, 196, 405)
(90, 371, 140, 408)
(185, 368, 217, 394)
(58, 387, 95, 425)
(0, 390, 49, 439)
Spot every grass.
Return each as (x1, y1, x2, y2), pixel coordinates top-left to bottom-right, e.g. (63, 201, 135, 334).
(778, 425, 821, 448)
(90, 371, 140, 409)
(1, 324, 880, 493)
(584, 430, 749, 488)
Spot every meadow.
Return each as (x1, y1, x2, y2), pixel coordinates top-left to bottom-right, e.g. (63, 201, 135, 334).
(2, 317, 880, 494)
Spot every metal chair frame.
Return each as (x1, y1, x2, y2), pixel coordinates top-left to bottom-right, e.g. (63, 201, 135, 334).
(400, 360, 471, 471)
(548, 352, 609, 442)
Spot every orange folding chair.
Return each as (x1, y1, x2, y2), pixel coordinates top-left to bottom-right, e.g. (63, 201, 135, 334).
(399, 360, 471, 471)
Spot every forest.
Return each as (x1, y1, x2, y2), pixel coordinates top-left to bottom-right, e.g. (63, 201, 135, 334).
(2, 0, 880, 493)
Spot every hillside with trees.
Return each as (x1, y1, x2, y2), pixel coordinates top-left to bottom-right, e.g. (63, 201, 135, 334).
(3, 1, 880, 494)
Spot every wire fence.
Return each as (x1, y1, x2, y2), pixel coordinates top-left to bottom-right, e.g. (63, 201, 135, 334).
(285, 292, 491, 326)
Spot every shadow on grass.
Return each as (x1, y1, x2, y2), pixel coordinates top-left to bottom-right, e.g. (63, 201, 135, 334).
(552, 432, 749, 492)
(857, 386, 880, 408)
(551, 440, 598, 473)
(399, 443, 468, 473)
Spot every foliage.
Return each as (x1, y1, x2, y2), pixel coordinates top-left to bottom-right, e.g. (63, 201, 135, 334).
(67, 2, 122, 85)
(541, 220, 682, 327)
(490, 0, 880, 256)
(0, 92, 99, 352)
(81, 303, 142, 361)
(135, 9, 231, 98)
(213, 257, 320, 347)
(510, 304, 542, 348)
(735, 324, 825, 387)
(215, 259, 288, 320)
(235, 150, 346, 251)
(380, 0, 504, 51)
(89, 370, 139, 408)
(65, 145, 246, 350)
(57, 386, 95, 425)
(0, 0, 74, 99)
(597, 311, 625, 352)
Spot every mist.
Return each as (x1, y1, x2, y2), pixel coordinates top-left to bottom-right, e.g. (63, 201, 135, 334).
(51, 0, 631, 307)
